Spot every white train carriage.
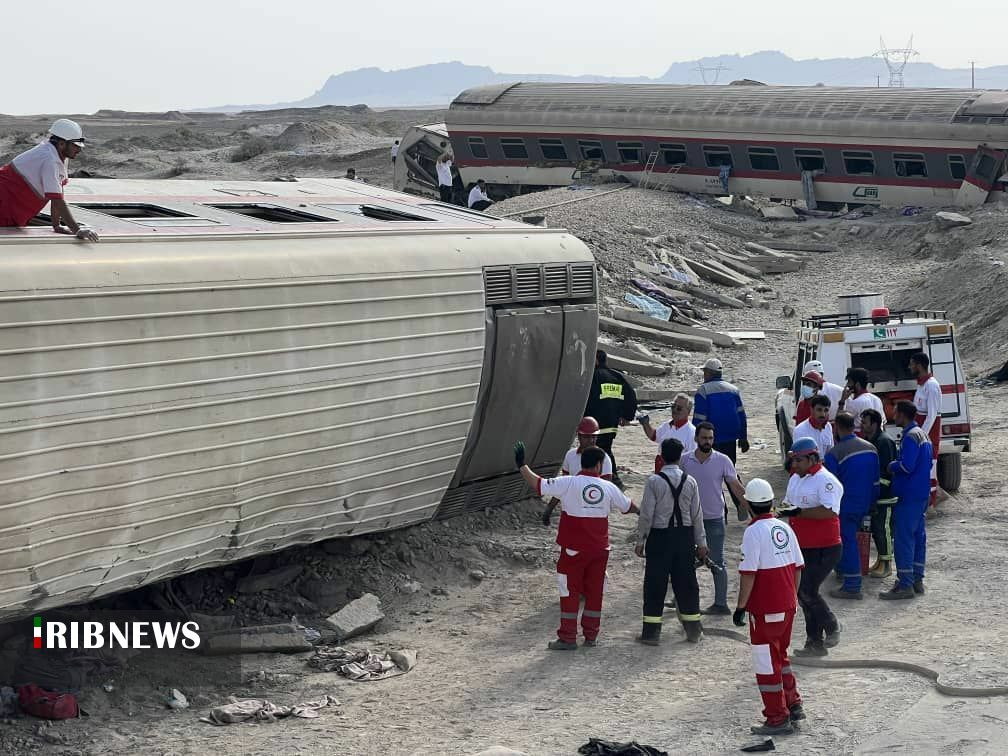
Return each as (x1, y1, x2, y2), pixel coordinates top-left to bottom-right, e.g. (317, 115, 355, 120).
(0, 178, 598, 621)
(438, 82, 1008, 209)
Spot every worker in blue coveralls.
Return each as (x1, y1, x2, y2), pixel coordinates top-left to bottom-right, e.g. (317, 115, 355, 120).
(879, 400, 932, 601)
(824, 412, 879, 600)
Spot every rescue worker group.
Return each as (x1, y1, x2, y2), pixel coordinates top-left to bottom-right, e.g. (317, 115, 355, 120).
(515, 349, 938, 737)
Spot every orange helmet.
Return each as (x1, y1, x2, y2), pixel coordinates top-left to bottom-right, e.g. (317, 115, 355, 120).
(577, 416, 600, 436)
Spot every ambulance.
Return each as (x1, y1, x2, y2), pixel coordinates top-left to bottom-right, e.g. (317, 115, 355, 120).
(774, 294, 970, 490)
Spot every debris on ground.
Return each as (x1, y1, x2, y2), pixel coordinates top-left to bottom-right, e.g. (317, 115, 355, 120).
(165, 689, 189, 710)
(200, 695, 340, 725)
(324, 593, 385, 641)
(200, 621, 314, 655)
(577, 738, 669, 756)
(934, 211, 973, 229)
(308, 646, 418, 681)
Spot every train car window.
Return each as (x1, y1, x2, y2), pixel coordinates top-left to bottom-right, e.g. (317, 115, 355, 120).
(975, 154, 998, 180)
(893, 153, 927, 178)
(72, 203, 195, 219)
(948, 155, 967, 181)
(842, 151, 875, 176)
(539, 139, 568, 161)
(578, 140, 606, 161)
(500, 138, 528, 159)
(468, 137, 489, 159)
(702, 146, 733, 168)
(205, 204, 335, 223)
(617, 142, 644, 164)
(747, 147, 780, 171)
(659, 144, 687, 166)
(794, 148, 826, 172)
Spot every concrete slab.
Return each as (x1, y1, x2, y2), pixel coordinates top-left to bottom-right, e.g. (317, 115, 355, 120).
(200, 622, 313, 655)
(325, 593, 385, 641)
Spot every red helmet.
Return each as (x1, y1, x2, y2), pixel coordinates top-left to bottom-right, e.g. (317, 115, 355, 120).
(577, 416, 600, 436)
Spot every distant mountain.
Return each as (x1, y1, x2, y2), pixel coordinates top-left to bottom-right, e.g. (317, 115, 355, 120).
(200, 54, 1008, 112)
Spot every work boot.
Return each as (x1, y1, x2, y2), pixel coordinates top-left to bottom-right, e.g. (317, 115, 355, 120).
(547, 639, 578, 650)
(582, 637, 598, 647)
(682, 620, 703, 643)
(792, 639, 827, 658)
(869, 560, 893, 579)
(701, 603, 732, 616)
(789, 703, 806, 722)
(750, 720, 794, 736)
(824, 627, 841, 648)
(913, 579, 925, 595)
(829, 587, 863, 600)
(879, 583, 915, 600)
(637, 623, 661, 646)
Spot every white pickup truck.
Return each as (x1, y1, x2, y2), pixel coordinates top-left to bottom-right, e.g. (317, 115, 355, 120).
(774, 294, 970, 491)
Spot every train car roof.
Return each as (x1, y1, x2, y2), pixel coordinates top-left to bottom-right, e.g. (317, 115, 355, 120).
(450, 82, 1008, 127)
(0, 177, 533, 241)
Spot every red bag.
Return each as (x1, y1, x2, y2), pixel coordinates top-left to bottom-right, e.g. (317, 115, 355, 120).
(17, 684, 79, 720)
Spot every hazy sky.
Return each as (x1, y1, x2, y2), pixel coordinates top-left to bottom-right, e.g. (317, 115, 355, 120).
(3, 0, 1003, 114)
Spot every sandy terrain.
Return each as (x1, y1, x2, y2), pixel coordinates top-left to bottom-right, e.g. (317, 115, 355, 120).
(1, 125, 1007, 753)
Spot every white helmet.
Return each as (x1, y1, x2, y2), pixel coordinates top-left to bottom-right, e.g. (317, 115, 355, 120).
(802, 359, 824, 375)
(49, 118, 84, 144)
(744, 478, 775, 504)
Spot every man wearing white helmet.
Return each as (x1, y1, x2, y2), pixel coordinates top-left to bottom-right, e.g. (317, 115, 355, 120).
(0, 119, 99, 241)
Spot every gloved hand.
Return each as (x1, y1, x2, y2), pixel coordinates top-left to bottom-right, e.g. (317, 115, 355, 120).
(636, 413, 650, 425)
(733, 607, 747, 627)
(76, 227, 100, 243)
(739, 439, 750, 454)
(541, 507, 552, 526)
(513, 441, 526, 469)
(776, 507, 802, 518)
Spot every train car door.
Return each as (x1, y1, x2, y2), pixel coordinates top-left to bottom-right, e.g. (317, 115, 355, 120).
(955, 146, 1006, 207)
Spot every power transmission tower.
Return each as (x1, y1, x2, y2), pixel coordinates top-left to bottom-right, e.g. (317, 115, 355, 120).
(874, 36, 919, 87)
(694, 61, 730, 85)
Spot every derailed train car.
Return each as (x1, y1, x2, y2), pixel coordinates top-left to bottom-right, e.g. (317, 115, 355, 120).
(404, 82, 1008, 209)
(0, 178, 598, 620)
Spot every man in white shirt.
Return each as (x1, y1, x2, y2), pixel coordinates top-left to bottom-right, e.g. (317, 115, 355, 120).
(390, 140, 399, 165)
(436, 153, 454, 203)
(0, 119, 98, 241)
(468, 179, 493, 211)
(639, 393, 696, 473)
(793, 394, 834, 464)
(541, 416, 613, 525)
(910, 352, 943, 507)
(838, 367, 884, 434)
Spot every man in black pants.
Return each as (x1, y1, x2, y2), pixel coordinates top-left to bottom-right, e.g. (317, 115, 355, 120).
(778, 437, 844, 656)
(585, 350, 637, 489)
(635, 438, 708, 644)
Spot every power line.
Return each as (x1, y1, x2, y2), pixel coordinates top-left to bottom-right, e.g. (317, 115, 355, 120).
(874, 35, 919, 87)
(693, 61, 730, 85)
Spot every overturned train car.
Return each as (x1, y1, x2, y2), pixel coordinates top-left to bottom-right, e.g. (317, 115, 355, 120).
(429, 82, 1008, 209)
(0, 178, 598, 621)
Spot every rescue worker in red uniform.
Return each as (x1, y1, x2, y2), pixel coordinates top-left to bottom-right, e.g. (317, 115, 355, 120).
(0, 119, 99, 241)
(910, 352, 942, 508)
(541, 416, 614, 525)
(515, 442, 637, 649)
(734, 478, 805, 737)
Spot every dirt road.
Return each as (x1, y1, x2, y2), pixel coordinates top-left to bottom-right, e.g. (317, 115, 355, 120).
(7, 225, 1006, 756)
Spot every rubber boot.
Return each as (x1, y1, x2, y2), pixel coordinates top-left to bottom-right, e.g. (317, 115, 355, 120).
(682, 620, 703, 643)
(637, 622, 661, 646)
(869, 560, 892, 579)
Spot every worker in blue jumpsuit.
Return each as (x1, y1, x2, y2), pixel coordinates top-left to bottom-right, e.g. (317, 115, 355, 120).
(824, 412, 879, 600)
(880, 400, 933, 601)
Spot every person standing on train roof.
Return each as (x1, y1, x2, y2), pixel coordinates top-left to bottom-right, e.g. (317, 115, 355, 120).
(0, 119, 99, 241)
(390, 140, 399, 165)
(436, 152, 454, 203)
(585, 350, 638, 490)
(514, 441, 637, 649)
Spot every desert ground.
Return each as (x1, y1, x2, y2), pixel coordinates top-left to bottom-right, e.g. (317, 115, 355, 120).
(1, 108, 1007, 755)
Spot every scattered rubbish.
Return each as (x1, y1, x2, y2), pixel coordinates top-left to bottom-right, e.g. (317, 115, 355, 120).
(624, 292, 673, 321)
(723, 331, 766, 340)
(245, 670, 298, 685)
(308, 646, 418, 681)
(200, 694, 340, 725)
(759, 205, 799, 221)
(17, 684, 80, 720)
(324, 593, 385, 641)
(901, 206, 923, 216)
(749, 438, 768, 451)
(782, 306, 796, 318)
(400, 579, 423, 594)
(577, 738, 668, 756)
(166, 688, 189, 710)
(468, 569, 486, 582)
(740, 738, 776, 752)
(291, 615, 322, 645)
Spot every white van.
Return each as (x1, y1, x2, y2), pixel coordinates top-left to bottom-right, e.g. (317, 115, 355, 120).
(774, 294, 970, 490)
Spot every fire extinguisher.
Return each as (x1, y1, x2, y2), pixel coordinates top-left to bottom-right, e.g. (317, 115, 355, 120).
(857, 515, 872, 576)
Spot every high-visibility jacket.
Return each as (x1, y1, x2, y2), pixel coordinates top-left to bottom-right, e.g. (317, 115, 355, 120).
(585, 365, 637, 434)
